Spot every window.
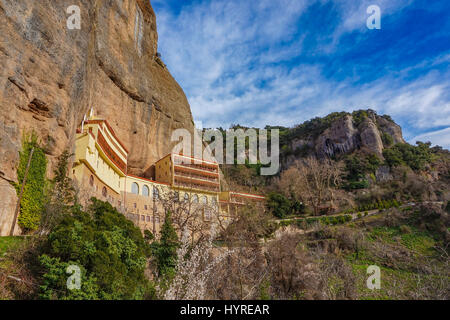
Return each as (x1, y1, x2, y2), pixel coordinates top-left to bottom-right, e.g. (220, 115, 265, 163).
(184, 193, 189, 202)
(102, 187, 107, 197)
(153, 187, 159, 200)
(173, 191, 179, 202)
(146, 216, 150, 222)
(144, 205, 148, 210)
(134, 203, 137, 208)
(192, 194, 199, 203)
(131, 182, 139, 195)
(141, 215, 145, 222)
(204, 209, 212, 221)
(142, 185, 150, 197)
(89, 175, 94, 187)
(201, 196, 208, 204)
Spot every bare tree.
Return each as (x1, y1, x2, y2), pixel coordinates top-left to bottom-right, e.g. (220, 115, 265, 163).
(278, 157, 343, 215)
(158, 190, 225, 245)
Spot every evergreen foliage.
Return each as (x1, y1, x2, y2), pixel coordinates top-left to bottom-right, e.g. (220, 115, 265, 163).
(39, 198, 153, 300)
(151, 211, 179, 278)
(15, 132, 47, 232)
(266, 192, 305, 218)
(383, 142, 433, 171)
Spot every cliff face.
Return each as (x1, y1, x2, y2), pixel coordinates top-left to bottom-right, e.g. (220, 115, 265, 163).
(0, 0, 194, 235)
(291, 111, 405, 160)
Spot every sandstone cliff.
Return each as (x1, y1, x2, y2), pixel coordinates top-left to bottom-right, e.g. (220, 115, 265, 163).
(0, 0, 194, 235)
(289, 110, 405, 161)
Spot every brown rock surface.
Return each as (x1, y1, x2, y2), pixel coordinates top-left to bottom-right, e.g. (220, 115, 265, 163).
(0, 0, 194, 235)
(315, 115, 359, 158)
(359, 118, 384, 157)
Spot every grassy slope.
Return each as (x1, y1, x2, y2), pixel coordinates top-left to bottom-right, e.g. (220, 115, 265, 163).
(0, 237, 24, 256)
(343, 211, 448, 299)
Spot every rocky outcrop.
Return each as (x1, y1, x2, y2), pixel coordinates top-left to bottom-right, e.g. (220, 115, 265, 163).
(359, 118, 384, 157)
(291, 111, 406, 160)
(376, 116, 405, 145)
(0, 0, 194, 235)
(315, 115, 360, 158)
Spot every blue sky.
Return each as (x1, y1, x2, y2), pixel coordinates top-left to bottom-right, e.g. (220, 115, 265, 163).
(151, 0, 450, 149)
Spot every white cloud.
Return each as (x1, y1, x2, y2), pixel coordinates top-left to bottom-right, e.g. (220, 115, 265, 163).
(153, 0, 450, 149)
(410, 127, 450, 150)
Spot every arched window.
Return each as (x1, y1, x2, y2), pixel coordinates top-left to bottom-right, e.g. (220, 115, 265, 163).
(89, 175, 94, 187)
(192, 194, 199, 203)
(184, 193, 189, 202)
(102, 187, 107, 197)
(201, 196, 208, 204)
(142, 185, 150, 197)
(153, 187, 159, 200)
(173, 191, 179, 202)
(131, 182, 139, 195)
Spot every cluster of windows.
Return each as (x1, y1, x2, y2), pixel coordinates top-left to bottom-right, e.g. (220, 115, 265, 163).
(131, 182, 159, 200)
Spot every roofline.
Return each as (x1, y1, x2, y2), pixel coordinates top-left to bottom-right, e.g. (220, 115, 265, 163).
(85, 119, 129, 154)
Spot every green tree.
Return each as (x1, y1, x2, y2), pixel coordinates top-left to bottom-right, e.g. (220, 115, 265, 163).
(39, 198, 153, 300)
(266, 192, 292, 219)
(41, 150, 77, 233)
(152, 211, 179, 278)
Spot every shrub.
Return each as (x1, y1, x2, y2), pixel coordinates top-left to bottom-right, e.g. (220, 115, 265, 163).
(39, 198, 153, 300)
(266, 193, 304, 218)
(357, 213, 362, 219)
(383, 142, 432, 171)
(15, 132, 47, 233)
(399, 225, 412, 234)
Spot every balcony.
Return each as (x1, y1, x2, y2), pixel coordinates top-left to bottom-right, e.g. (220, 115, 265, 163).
(173, 155, 218, 172)
(174, 164, 219, 177)
(173, 179, 220, 193)
(174, 171, 219, 184)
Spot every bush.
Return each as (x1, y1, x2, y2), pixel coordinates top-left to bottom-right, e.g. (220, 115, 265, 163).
(39, 198, 153, 300)
(15, 132, 47, 232)
(357, 213, 362, 219)
(399, 225, 412, 234)
(267, 193, 290, 219)
(383, 142, 432, 171)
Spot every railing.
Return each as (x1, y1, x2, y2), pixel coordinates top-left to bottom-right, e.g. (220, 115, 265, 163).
(173, 160, 218, 173)
(97, 130, 127, 173)
(174, 180, 220, 193)
(174, 171, 219, 184)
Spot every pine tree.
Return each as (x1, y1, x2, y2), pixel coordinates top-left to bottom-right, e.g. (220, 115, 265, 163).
(40, 150, 77, 233)
(154, 211, 179, 278)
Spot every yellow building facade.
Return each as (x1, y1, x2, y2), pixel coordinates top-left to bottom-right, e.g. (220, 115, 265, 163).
(72, 113, 264, 236)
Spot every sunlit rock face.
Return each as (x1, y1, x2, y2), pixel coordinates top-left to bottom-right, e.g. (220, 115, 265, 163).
(291, 112, 406, 161)
(315, 115, 360, 158)
(0, 0, 194, 235)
